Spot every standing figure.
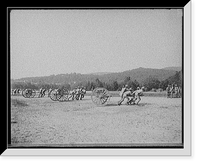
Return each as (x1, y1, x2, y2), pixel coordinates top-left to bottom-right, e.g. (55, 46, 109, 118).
(42, 88, 46, 97)
(80, 86, 86, 100)
(170, 84, 175, 98)
(174, 84, 179, 98)
(13, 89, 17, 95)
(48, 88, 52, 97)
(166, 84, 171, 98)
(177, 86, 182, 98)
(75, 86, 81, 100)
(72, 88, 77, 100)
(38, 88, 44, 98)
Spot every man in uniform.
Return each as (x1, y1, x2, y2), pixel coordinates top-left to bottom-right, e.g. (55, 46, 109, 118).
(41, 88, 46, 97)
(38, 88, 43, 98)
(133, 87, 145, 104)
(174, 84, 179, 98)
(75, 86, 81, 100)
(80, 86, 86, 100)
(118, 85, 132, 105)
(166, 84, 171, 98)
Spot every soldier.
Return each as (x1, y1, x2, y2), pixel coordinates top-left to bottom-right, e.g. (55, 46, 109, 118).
(38, 88, 42, 97)
(13, 88, 17, 95)
(174, 84, 179, 98)
(75, 86, 81, 100)
(80, 86, 86, 100)
(166, 84, 171, 98)
(178, 86, 182, 98)
(48, 88, 52, 97)
(118, 85, 133, 105)
(133, 87, 145, 104)
(119, 85, 129, 98)
(16, 88, 20, 95)
(170, 83, 175, 98)
(42, 88, 46, 97)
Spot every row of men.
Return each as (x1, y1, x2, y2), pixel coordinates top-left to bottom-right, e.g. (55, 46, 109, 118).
(12, 87, 87, 99)
(38, 86, 87, 100)
(12, 88, 21, 95)
(166, 84, 182, 98)
(55, 86, 87, 100)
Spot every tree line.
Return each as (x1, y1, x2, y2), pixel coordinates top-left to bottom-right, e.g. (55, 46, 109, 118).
(11, 71, 182, 92)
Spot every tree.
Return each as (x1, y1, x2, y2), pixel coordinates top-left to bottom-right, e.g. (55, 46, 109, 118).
(95, 78, 103, 87)
(112, 81, 119, 91)
(133, 80, 140, 88)
(122, 77, 140, 91)
(90, 82, 95, 90)
(85, 81, 91, 91)
(159, 79, 169, 90)
(124, 76, 131, 85)
(168, 71, 182, 87)
(143, 76, 160, 91)
(159, 71, 182, 90)
(62, 83, 71, 90)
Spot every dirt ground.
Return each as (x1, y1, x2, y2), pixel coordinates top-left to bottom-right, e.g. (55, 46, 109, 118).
(10, 94, 182, 147)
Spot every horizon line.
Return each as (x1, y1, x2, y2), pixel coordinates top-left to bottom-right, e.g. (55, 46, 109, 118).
(11, 66, 182, 80)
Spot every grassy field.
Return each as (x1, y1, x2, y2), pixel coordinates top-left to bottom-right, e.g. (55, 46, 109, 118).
(10, 94, 182, 147)
(85, 91, 168, 97)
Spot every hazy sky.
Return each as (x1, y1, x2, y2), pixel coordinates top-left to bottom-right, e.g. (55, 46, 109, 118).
(10, 9, 182, 79)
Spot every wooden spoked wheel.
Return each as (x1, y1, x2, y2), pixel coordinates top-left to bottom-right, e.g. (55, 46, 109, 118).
(49, 89, 58, 101)
(56, 89, 70, 102)
(22, 89, 36, 98)
(91, 88, 110, 106)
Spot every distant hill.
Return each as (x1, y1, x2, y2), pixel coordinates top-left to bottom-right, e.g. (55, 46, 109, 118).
(87, 72, 112, 76)
(12, 67, 181, 85)
(162, 66, 182, 71)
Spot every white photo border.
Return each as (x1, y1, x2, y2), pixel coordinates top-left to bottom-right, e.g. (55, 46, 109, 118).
(1, 1, 192, 157)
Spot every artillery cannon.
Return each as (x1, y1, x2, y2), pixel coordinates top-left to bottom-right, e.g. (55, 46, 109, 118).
(91, 87, 111, 106)
(49, 89, 68, 102)
(22, 89, 36, 98)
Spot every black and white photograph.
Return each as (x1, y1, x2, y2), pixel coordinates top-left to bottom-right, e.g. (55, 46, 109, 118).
(4, 3, 192, 156)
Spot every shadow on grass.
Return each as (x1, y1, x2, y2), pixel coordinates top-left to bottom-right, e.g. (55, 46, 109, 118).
(105, 102, 152, 107)
(136, 103, 152, 107)
(105, 103, 119, 107)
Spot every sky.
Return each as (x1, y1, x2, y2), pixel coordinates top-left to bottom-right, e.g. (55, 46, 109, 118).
(10, 9, 182, 79)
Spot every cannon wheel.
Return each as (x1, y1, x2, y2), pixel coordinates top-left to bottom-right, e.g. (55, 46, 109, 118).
(57, 89, 70, 102)
(30, 89, 36, 98)
(22, 89, 27, 98)
(49, 89, 58, 101)
(22, 89, 32, 98)
(91, 87, 110, 106)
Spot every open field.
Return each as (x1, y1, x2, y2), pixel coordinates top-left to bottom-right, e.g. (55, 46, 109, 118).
(85, 91, 168, 97)
(10, 94, 182, 147)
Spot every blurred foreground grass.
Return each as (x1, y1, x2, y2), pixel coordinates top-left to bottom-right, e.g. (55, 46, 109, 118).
(11, 99, 28, 107)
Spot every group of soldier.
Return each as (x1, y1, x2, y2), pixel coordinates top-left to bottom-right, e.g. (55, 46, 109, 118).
(53, 86, 87, 100)
(12, 86, 87, 100)
(166, 83, 182, 98)
(12, 83, 181, 105)
(38, 86, 87, 100)
(118, 85, 144, 105)
(117, 83, 182, 105)
(12, 88, 21, 95)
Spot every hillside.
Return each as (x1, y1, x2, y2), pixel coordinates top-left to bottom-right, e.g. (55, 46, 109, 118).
(12, 67, 181, 85)
(162, 66, 182, 71)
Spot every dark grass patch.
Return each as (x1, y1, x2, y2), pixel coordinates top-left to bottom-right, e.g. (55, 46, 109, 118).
(160, 106, 169, 109)
(11, 99, 29, 107)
